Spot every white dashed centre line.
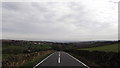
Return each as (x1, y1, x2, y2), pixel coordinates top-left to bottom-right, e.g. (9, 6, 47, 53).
(58, 52, 60, 63)
(59, 52, 60, 56)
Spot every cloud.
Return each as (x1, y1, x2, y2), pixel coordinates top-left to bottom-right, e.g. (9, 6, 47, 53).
(2, 0, 118, 41)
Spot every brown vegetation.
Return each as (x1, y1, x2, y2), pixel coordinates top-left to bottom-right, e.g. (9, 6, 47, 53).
(2, 51, 53, 68)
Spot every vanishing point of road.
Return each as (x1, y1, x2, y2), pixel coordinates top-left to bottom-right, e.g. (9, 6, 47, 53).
(33, 52, 90, 68)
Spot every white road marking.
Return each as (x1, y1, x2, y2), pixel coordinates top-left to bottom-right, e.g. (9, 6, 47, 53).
(33, 52, 55, 68)
(58, 52, 61, 63)
(59, 52, 60, 56)
(33, 52, 89, 68)
(65, 52, 90, 68)
(58, 56, 60, 63)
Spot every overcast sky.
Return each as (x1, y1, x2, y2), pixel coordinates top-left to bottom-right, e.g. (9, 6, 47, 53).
(2, 0, 119, 41)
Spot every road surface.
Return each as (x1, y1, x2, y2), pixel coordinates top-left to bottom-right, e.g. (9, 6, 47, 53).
(33, 52, 90, 68)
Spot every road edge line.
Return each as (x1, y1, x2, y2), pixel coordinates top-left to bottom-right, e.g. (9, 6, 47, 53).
(33, 52, 55, 68)
(65, 52, 90, 68)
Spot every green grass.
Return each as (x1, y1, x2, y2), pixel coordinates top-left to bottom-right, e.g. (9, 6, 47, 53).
(0, 54, 2, 61)
(2, 44, 52, 54)
(79, 43, 119, 52)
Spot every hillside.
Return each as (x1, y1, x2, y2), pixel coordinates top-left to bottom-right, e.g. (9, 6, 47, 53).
(79, 43, 119, 52)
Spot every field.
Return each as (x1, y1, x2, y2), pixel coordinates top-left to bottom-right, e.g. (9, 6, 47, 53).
(2, 40, 54, 68)
(65, 42, 120, 68)
(79, 43, 119, 52)
(2, 40, 119, 68)
(3, 44, 52, 54)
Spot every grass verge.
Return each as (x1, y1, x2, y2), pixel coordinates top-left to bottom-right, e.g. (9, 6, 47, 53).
(2, 51, 54, 68)
(20, 51, 54, 68)
(65, 50, 119, 68)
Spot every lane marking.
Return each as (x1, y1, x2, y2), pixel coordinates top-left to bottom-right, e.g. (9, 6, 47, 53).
(65, 52, 90, 68)
(58, 56, 60, 63)
(59, 52, 60, 57)
(33, 52, 55, 68)
(58, 52, 61, 63)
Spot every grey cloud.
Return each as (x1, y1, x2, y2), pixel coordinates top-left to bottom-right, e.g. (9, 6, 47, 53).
(2, 2, 118, 41)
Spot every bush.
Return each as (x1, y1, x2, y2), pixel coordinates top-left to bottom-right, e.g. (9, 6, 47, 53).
(65, 50, 120, 68)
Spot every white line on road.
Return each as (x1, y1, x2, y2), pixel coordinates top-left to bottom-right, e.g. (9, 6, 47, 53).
(58, 52, 61, 63)
(59, 52, 60, 56)
(33, 52, 55, 68)
(58, 56, 60, 63)
(65, 52, 90, 68)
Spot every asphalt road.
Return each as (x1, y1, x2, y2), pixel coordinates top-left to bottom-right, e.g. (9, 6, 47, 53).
(34, 52, 90, 68)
